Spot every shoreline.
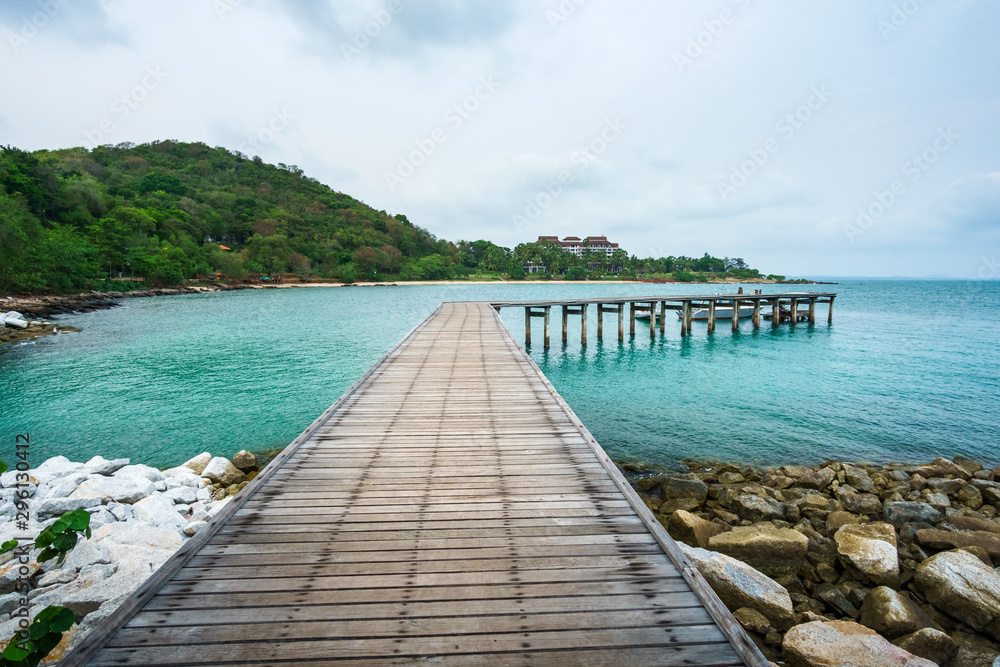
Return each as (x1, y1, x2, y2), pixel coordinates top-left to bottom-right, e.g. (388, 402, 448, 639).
(2, 450, 997, 664)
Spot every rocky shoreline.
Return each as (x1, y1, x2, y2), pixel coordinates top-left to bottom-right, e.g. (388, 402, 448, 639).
(625, 456, 1000, 666)
(0, 450, 260, 662)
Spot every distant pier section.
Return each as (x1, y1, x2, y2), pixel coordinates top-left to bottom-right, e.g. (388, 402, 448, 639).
(490, 292, 836, 347)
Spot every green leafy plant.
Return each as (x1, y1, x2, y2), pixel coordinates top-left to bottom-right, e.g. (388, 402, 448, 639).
(0, 605, 75, 666)
(0, 509, 91, 565)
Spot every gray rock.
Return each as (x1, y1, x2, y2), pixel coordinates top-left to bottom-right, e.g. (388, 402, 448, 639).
(733, 606, 772, 634)
(884, 502, 942, 528)
(82, 456, 130, 476)
(165, 486, 198, 505)
(37, 471, 89, 500)
(926, 478, 965, 495)
(859, 586, 940, 639)
(36, 496, 100, 519)
(36, 567, 78, 588)
(924, 492, 951, 512)
(707, 524, 808, 577)
(195, 487, 212, 503)
(891, 628, 958, 666)
(915, 549, 1000, 640)
(30, 563, 116, 620)
(909, 458, 972, 481)
(0, 559, 40, 595)
(60, 539, 112, 571)
(231, 450, 258, 472)
(797, 466, 836, 491)
(70, 475, 155, 504)
(732, 494, 785, 522)
(201, 457, 247, 487)
(153, 480, 168, 492)
(678, 543, 796, 631)
(958, 484, 984, 510)
(113, 464, 165, 484)
(162, 468, 205, 488)
(835, 522, 899, 587)
(947, 631, 1000, 667)
(916, 529, 1000, 558)
(131, 495, 187, 532)
(783, 620, 937, 667)
(0, 591, 24, 616)
(813, 582, 860, 619)
(659, 476, 709, 504)
(954, 456, 985, 475)
(836, 485, 883, 516)
(87, 507, 117, 530)
(844, 466, 877, 493)
(189, 507, 210, 523)
(940, 515, 1000, 535)
(182, 452, 213, 475)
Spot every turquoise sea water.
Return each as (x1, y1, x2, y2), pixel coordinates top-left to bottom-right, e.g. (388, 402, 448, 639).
(1, 281, 998, 470)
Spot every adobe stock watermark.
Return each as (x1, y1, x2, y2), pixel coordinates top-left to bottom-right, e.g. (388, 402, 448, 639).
(511, 117, 627, 231)
(844, 126, 959, 244)
(83, 66, 169, 149)
(546, 0, 587, 30)
(673, 0, 752, 73)
(384, 75, 499, 192)
(341, 0, 409, 61)
(7, 0, 71, 53)
(878, 0, 930, 40)
(977, 255, 999, 280)
(717, 85, 832, 202)
(237, 108, 294, 157)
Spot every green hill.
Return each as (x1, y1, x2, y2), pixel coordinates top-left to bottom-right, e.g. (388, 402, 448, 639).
(0, 141, 449, 292)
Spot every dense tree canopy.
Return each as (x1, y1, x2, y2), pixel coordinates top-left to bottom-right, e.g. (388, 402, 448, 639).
(0, 141, 776, 293)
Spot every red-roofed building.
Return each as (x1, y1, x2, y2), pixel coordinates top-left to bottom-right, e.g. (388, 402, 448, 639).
(535, 235, 620, 258)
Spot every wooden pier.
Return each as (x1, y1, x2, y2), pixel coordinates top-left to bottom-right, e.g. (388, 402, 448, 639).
(495, 292, 836, 347)
(64, 301, 765, 666)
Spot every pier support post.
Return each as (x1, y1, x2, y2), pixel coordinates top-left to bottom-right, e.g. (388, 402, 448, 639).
(732, 299, 740, 333)
(649, 302, 656, 338)
(789, 298, 798, 327)
(580, 304, 588, 345)
(808, 299, 816, 324)
(629, 302, 636, 336)
(562, 306, 568, 343)
(659, 301, 667, 335)
(772, 299, 780, 327)
(680, 301, 690, 336)
(752, 299, 760, 329)
(828, 296, 835, 324)
(708, 300, 716, 333)
(525, 307, 531, 345)
(618, 304, 624, 341)
(597, 304, 603, 340)
(543, 306, 551, 348)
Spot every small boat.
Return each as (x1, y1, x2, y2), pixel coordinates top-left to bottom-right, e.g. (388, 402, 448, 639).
(678, 306, 755, 320)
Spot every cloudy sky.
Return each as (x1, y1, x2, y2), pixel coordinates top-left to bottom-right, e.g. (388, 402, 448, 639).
(1, 0, 998, 277)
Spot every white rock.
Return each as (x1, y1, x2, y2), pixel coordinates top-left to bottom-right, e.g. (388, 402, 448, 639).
(113, 464, 165, 483)
(196, 487, 212, 502)
(0, 559, 41, 595)
(91, 521, 182, 552)
(0, 482, 36, 504)
(30, 563, 116, 619)
(165, 477, 182, 490)
(61, 540, 112, 571)
(83, 456, 130, 476)
(36, 496, 100, 519)
(131, 495, 187, 532)
(208, 497, 233, 517)
(0, 502, 15, 519)
(36, 568, 78, 588)
(106, 502, 133, 522)
(189, 507, 210, 523)
(783, 620, 937, 667)
(153, 480, 168, 492)
(184, 521, 208, 537)
(201, 457, 246, 486)
(88, 508, 118, 530)
(835, 522, 900, 587)
(165, 486, 198, 505)
(36, 471, 89, 500)
(70, 475, 155, 504)
(915, 549, 1000, 640)
(182, 452, 213, 475)
(34, 455, 85, 482)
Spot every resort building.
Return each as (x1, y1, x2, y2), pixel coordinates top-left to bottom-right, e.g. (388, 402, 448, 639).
(536, 235, 620, 258)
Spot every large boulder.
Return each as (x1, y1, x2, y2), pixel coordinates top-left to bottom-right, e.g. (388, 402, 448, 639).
(231, 450, 258, 473)
(678, 543, 796, 631)
(883, 502, 942, 528)
(82, 456, 130, 476)
(940, 515, 1000, 535)
(916, 529, 1000, 558)
(707, 524, 808, 577)
(914, 549, 1000, 640)
(797, 467, 836, 491)
(835, 522, 899, 587)
(836, 485, 883, 516)
(113, 464, 165, 484)
(666, 510, 727, 548)
(182, 452, 212, 475)
(909, 458, 971, 481)
(70, 475, 155, 504)
(783, 620, 937, 667)
(33, 456, 85, 483)
(859, 586, 941, 639)
(35, 496, 100, 519)
(131, 495, 187, 532)
(891, 628, 958, 666)
(200, 457, 247, 487)
(732, 494, 785, 522)
(659, 476, 708, 504)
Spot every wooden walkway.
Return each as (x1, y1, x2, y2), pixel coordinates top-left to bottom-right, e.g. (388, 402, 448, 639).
(64, 302, 764, 666)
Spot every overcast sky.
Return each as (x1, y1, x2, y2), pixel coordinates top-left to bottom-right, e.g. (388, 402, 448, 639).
(1, 0, 998, 277)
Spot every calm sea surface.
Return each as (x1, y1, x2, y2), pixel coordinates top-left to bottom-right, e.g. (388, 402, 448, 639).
(2, 281, 998, 470)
